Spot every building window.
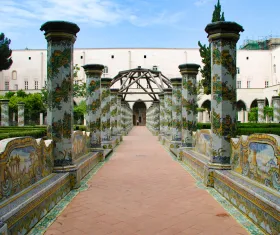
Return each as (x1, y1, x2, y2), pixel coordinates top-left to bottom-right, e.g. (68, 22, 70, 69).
(14, 84, 18, 90)
(111, 55, 114, 59)
(12, 70, 17, 80)
(25, 81, 28, 90)
(152, 66, 158, 71)
(45, 81, 47, 87)
(247, 81, 250, 88)
(274, 64, 276, 73)
(246, 57, 249, 60)
(5, 82, 9, 90)
(74, 80, 79, 85)
(144, 55, 147, 58)
(80, 56, 83, 59)
(265, 81, 269, 88)
(237, 81, 241, 88)
(28, 57, 31, 60)
(137, 80, 141, 89)
(35, 81, 39, 90)
(236, 67, 240, 74)
(147, 84, 149, 88)
(103, 66, 108, 74)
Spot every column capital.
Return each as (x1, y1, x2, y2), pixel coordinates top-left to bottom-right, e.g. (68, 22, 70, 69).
(257, 99, 265, 103)
(179, 63, 200, 75)
(158, 93, 164, 99)
(110, 88, 119, 94)
(0, 99, 9, 104)
(272, 96, 280, 100)
(40, 21, 80, 42)
(101, 77, 112, 87)
(17, 102, 25, 106)
(163, 88, 172, 95)
(170, 77, 182, 86)
(83, 64, 104, 76)
(205, 21, 244, 43)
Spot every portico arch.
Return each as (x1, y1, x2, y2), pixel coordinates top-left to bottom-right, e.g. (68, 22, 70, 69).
(133, 100, 147, 126)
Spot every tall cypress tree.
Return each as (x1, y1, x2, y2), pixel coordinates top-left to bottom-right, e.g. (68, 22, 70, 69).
(0, 33, 13, 71)
(198, 0, 225, 95)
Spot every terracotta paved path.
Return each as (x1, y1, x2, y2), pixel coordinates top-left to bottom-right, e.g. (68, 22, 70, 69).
(46, 127, 248, 235)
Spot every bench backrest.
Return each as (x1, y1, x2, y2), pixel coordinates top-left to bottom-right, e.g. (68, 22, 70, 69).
(193, 129, 212, 157)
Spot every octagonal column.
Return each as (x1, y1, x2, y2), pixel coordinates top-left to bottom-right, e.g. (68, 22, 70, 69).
(121, 101, 126, 135)
(163, 88, 172, 137)
(17, 102, 25, 126)
(0, 100, 9, 126)
(110, 89, 119, 136)
(272, 96, 280, 123)
(117, 94, 123, 136)
(159, 93, 165, 135)
(83, 64, 104, 148)
(257, 99, 265, 123)
(153, 101, 160, 135)
(171, 78, 182, 142)
(101, 78, 112, 144)
(179, 63, 200, 147)
(204, 21, 244, 186)
(40, 21, 79, 168)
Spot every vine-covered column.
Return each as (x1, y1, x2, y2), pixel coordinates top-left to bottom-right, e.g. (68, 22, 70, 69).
(163, 88, 172, 138)
(153, 101, 160, 135)
(159, 93, 165, 135)
(257, 99, 265, 123)
(17, 102, 25, 127)
(272, 96, 280, 123)
(40, 21, 80, 168)
(101, 78, 112, 146)
(171, 78, 182, 142)
(179, 63, 200, 147)
(0, 100, 9, 126)
(204, 21, 244, 186)
(117, 94, 123, 138)
(121, 101, 126, 135)
(110, 89, 119, 136)
(83, 64, 104, 148)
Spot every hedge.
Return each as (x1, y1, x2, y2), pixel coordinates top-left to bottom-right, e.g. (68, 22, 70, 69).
(0, 129, 47, 140)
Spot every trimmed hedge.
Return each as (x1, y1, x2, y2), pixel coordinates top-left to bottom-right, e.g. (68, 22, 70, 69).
(0, 129, 47, 140)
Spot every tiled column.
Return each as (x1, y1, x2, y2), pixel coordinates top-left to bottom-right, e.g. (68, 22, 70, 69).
(244, 110, 248, 123)
(163, 88, 172, 138)
(17, 102, 25, 126)
(117, 94, 123, 139)
(272, 96, 280, 123)
(40, 21, 79, 169)
(171, 78, 182, 142)
(110, 89, 119, 136)
(153, 101, 160, 135)
(159, 93, 165, 135)
(121, 101, 126, 135)
(0, 100, 9, 126)
(101, 78, 112, 147)
(40, 113, 44, 125)
(180, 63, 200, 147)
(257, 99, 265, 123)
(204, 21, 244, 186)
(83, 64, 104, 148)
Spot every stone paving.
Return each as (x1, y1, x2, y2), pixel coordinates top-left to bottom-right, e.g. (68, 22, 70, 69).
(46, 127, 248, 235)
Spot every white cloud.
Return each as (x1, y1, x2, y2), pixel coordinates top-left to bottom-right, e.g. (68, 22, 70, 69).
(0, 0, 185, 31)
(194, 0, 214, 7)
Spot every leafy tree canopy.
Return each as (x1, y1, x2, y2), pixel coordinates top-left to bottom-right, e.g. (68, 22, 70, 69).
(212, 0, 225, 22)
(0, 33, 13, 71)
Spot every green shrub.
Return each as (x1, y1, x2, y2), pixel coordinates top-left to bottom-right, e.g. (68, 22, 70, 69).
(0, 129, 47, 140)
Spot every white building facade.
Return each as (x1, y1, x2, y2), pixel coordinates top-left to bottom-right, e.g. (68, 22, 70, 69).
(1, 47, 280, 122)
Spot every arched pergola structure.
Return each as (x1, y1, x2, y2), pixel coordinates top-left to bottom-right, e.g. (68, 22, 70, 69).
(111, 66, 171, 104)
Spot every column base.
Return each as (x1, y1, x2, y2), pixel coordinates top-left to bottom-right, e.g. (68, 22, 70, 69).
(169, 140, 182, 158)
(203, 163, 231, 187)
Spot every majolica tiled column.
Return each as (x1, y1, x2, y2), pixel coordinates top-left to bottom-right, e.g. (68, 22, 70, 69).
(257, 99, 265, 123)
(40, 21, 79, 168)
(171, 78, 182, 142)
(117, 94, 123, 138)
(163, 88, 172, 138)
(110, 89, 119, 136)
(101, 78, 112, 146)
(0, 100, 9, 126)
(153, 101, 160, 135)
(159, 93, 165, 135)
(179, 64, 200, 147)
(17, 102, 25, 126)
(83, 64, 104, 148)
(272, 96, 280, 123)
(121, 101, 126, 135)
(204, 21, 244, 186)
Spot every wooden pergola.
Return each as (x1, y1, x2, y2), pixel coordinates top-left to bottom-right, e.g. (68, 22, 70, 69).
(111, 66, 172, 101)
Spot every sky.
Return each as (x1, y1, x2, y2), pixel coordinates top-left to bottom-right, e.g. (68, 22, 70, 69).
(1, 0, 280, 50)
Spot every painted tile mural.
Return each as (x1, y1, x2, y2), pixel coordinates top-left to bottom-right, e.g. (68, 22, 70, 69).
(171, 79, 182, 141)
(210, 39, 237, 165)
(231, 134, 280, 192)
(194, 129, 212, 157)
(101, 79, 112, 142)
(0, 101, 9, 127)
(72, 131, 88, 162)
(0, 137, 53, 203)
(83, 65, 104, 148)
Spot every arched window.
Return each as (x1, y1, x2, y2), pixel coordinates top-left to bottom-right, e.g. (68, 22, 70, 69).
(274, 64, 276, 73)
(12, 70, 17, 80)
(103, 66, 108, 74)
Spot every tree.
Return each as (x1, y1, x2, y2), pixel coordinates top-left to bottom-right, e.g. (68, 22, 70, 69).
(0, 33, 13, 71)
(198, 0, 225, 94)
(248, 108, 258, 123)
